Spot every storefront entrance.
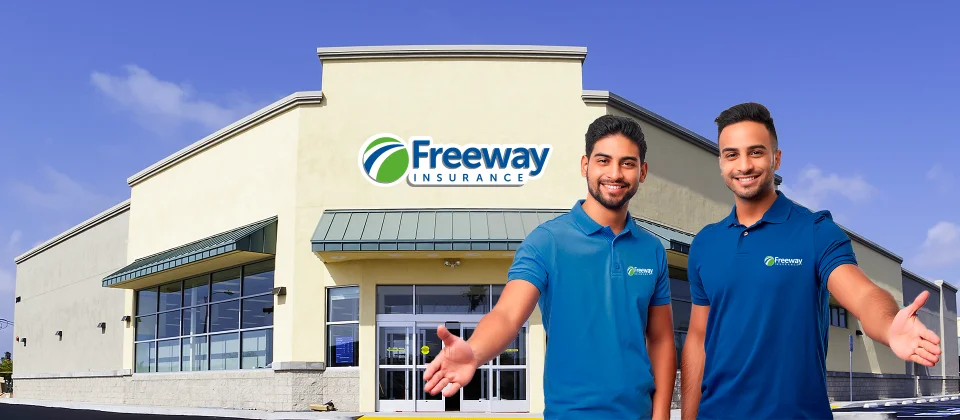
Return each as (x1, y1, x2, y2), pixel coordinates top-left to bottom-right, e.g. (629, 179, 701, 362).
(375, 285, 529, 413)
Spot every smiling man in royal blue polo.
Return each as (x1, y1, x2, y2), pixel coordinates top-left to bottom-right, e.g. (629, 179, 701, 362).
(680, 103, 943, 420)
(422, 115, 678, 420)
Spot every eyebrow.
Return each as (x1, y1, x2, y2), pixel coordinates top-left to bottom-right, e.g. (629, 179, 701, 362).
(721, 144, 768, 153)
(593, 153, 638, 161)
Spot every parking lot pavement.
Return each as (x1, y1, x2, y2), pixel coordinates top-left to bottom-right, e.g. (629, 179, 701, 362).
(833, 395, 960, 419)
(0, 399, 362, 420)
(0, 403, 247, 420)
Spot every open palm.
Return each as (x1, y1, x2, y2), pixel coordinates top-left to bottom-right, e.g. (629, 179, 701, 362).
(422, 326, 478, 397)
(888, 290, 941, 367)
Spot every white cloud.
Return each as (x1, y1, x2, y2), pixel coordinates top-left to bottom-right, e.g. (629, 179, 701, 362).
(779, 165, 877, 211)
(9, 165, 112, 213)
(911, 221, 960, 269)
(90, 65, 257, 131)
(927, 164, 954, 194)
(5, 231, 20, 253)
(0, 268, 12, 293)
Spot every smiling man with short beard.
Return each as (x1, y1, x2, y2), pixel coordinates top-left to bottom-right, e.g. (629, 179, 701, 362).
(422, 115, 677, 420)
(680, 102, 942, 420)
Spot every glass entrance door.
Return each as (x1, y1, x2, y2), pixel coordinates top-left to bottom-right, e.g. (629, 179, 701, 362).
(415, 322, 444, 412)
(459, 323, 491, 412)
(491, 325, 529, 412)
(377, 322, 414, 412)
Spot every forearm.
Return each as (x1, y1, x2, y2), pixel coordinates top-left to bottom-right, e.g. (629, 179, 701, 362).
(465, 309, 525, 365)
(680, 334, 705, 420)
(648, 335, 677, 419)
(855, 287, 900, 346)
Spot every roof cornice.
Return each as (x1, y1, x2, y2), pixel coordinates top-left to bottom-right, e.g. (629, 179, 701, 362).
(126, 91, 324, 187)
(14, 199, 131, 265)
(583, 90, 784, 186)
(316, 45, 588, 61)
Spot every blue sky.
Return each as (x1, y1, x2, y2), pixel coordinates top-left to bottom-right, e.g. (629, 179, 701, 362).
(1, 1, 958, 355)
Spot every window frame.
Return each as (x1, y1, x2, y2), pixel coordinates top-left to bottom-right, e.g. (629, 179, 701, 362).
(133, 258, 275, 374)
(326, 285, 360, 368)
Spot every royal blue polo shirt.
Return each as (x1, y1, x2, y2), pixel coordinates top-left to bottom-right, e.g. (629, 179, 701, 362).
(688, 190, 858, 419)
(507, 199, 672, 419)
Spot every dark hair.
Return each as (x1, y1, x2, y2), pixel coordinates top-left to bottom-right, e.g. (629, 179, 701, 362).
(714, 102, 778, 149)
(585, 114, 647, 162)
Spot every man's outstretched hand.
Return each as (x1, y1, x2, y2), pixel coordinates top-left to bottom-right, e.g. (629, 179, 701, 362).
(889, 290, 942, 367)
(422, 325, 480, 397)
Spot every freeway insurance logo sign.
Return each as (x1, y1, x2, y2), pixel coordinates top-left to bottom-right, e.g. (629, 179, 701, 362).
(359, 133, 552, 187)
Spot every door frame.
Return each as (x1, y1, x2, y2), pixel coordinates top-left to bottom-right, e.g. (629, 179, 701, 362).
(376, 314, 529, 413)
(375, 321, 415, 413)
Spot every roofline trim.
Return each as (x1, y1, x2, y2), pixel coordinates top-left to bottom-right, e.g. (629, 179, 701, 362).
(14, 199, 131, 265)
(316, 45, 588, 61)
(902, 268, 941, 291)
(935, 279, 959, 293)
(836, 222, 904, 264)
(126, 91, 324, 187)
(582, 90, 784, 186)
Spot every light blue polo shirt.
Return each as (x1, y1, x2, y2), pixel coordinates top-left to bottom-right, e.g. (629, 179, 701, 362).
(508, 199, 672, 419)
(688, 190, 858, 419)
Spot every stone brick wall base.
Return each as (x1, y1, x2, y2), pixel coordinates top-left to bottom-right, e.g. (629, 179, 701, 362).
(11, 367, 360, 412)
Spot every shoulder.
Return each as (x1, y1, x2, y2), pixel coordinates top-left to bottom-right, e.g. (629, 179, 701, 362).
(785, 200, 852, 247)
(517, 215, 565, 253)
(788, 200, 845, 232)
(690, 219, 725, 248)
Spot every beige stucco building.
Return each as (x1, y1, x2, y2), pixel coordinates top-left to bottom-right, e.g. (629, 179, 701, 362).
(9, 45, 959, 413)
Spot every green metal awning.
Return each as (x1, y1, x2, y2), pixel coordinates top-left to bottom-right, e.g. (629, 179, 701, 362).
(311, 209, 695, 255)
(103, 216, 278, 289)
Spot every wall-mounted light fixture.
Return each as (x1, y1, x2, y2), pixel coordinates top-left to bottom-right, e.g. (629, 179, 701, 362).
(444, 259, 461, 268)
(97, 322, 106, 334)
(54, 331, 62, 341)
(121, 315, 131, 322)
(272, 287, 286, 296)
(21, 338, 26, 347)
(15, 296, 20, 303)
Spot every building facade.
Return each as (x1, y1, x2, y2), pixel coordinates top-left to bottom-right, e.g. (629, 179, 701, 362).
(10, 45, 959, 413)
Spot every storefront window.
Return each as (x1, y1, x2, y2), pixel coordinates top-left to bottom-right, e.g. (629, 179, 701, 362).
(133, 259, 275, 373)
(669, 266, 691, 365)
(327, 286, 360, 367)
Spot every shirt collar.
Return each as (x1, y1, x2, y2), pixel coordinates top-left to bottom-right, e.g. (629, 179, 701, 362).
(724, 190, 793, 227)
(570, 199, 641, 236)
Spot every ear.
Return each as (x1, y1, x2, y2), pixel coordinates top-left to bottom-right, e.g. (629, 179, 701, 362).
(639, 161, 648, 183)
(773, 149, 782, 171)
(581, 155, 588, 177)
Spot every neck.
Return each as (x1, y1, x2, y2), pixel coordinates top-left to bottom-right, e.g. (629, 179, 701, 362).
(735, 188, 778, 227)
(582, 197, 629, 234)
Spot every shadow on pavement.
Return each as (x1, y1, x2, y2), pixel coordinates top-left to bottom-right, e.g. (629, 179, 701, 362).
(0, 404, 245, 419)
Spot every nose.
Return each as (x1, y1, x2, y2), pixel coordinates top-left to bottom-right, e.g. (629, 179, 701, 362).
(735, 155, 755, 174)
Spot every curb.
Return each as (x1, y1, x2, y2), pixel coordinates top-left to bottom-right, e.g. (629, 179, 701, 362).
(833, 394, 960, 409)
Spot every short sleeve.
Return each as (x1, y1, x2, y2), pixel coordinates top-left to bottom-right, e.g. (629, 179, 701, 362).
(507, 226, 553, 294)
(651, 244, 672, 306)
(688, 234, 710, 306)
(813, 211, 858, 285)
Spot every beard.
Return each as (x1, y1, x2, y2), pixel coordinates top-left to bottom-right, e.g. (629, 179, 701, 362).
(588, 177, 639, 210)
(725, 169, 775, 201)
